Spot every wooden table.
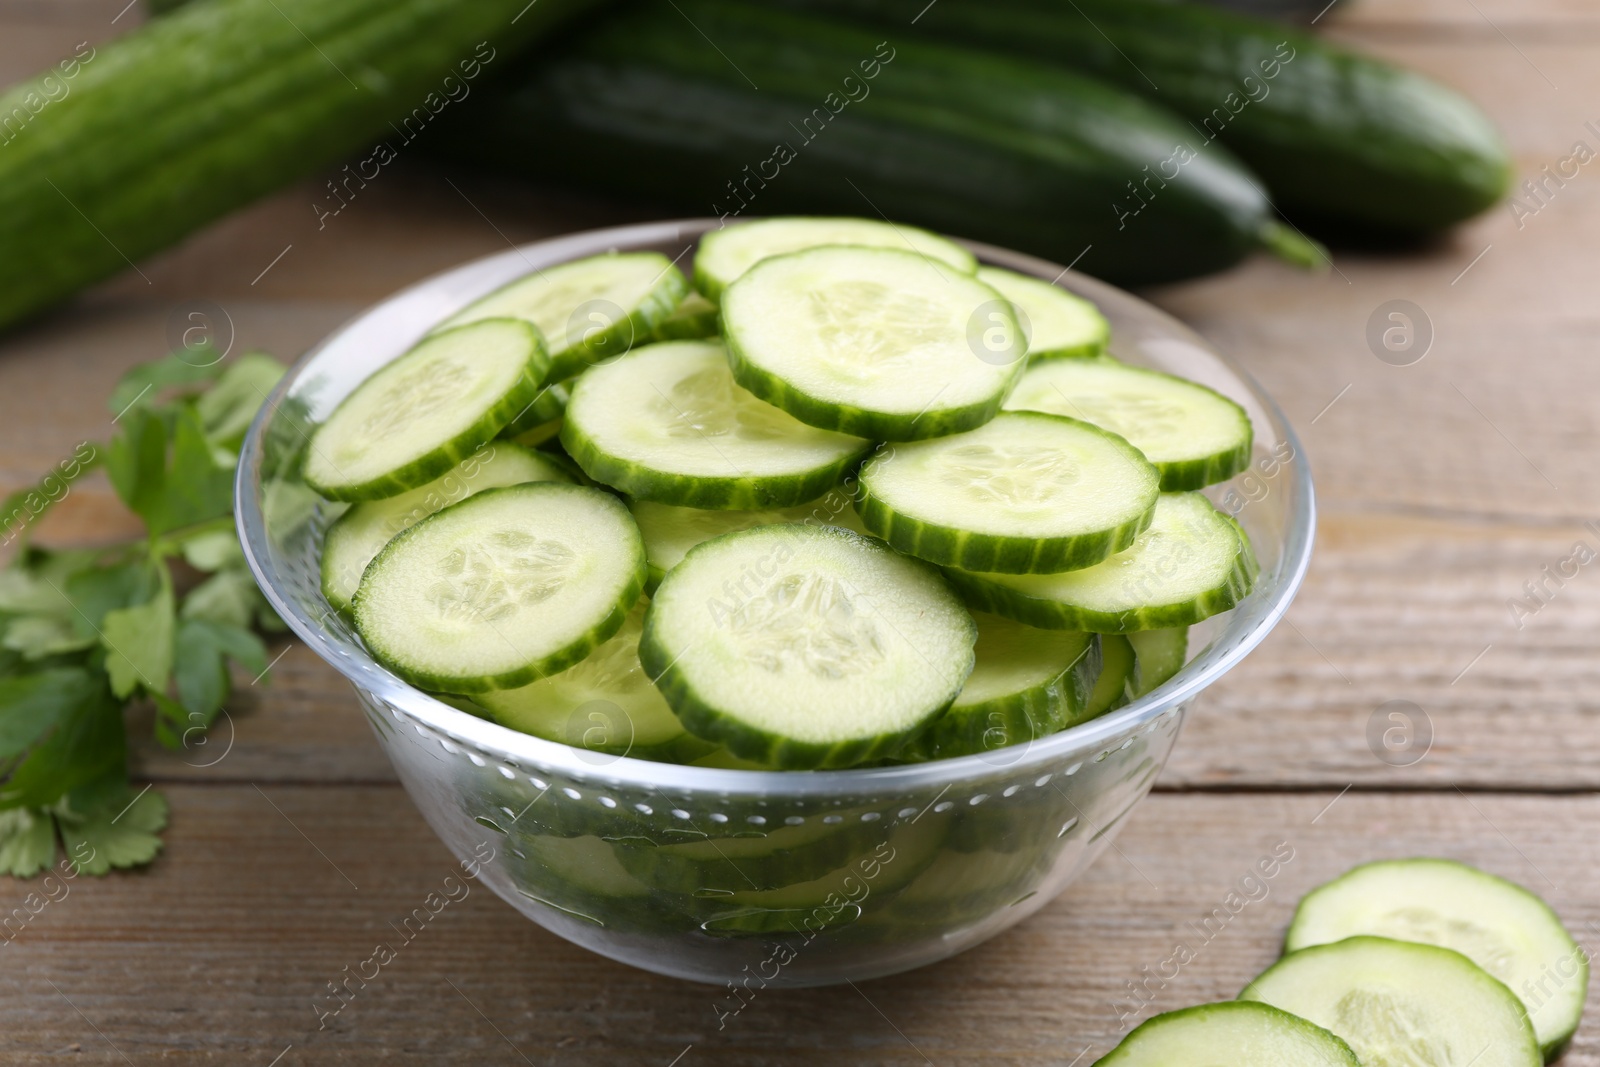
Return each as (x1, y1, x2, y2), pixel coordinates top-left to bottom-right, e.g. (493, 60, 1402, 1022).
(3, 0, 1598, 1062)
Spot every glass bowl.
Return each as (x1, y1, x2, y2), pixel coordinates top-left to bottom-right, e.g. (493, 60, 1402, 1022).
(236, 219, 1314, 987)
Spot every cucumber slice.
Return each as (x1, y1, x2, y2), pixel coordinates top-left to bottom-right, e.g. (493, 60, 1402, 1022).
(975, 266, 1109, 361)
(856, 411, 1160, 574)
(435, 251, 688, 382)
(561, 340, 872, 509)
(944, 493, 1256, 633)
(1004, 357, 1253, 491)
(499, 382, 569, 440)
(640, 523, 976, 768)
(900, 613, 1100, 761)
(1241, 936, 1542, 1067)
(353, 483, 645, 693)
(629, 495, 866, 591)
(1082, 634, 1133, 722)
(305, 319, 547, 501)
(1286, 859, 1587, 1058)
(474, 602, 715, 764)
(1127, 627, 1189, 699)
(722, 246, 1025, 440)
(320, 443, 573, 614)
(693, 216, 977, 300)
(651, 291, 720, 341)
(613, 810, 877, 893)
(1094, 1001, 1360, 1067)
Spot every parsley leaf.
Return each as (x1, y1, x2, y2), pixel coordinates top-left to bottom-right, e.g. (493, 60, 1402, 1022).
(56, 789, 169, 876)
(100, 570, 174, 700)
(0, 808, 58, 878)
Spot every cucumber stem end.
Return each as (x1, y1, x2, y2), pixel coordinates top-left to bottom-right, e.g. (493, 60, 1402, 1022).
(1259, 221, 1329, 273)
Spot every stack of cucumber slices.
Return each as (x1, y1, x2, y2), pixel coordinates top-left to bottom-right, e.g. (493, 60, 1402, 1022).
(306, 216, 1260, 770)
(1101, 858, 1586, 1066)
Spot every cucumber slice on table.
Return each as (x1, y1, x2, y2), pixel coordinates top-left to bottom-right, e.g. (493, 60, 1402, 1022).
(1241, 936, 1542, 1067)
(855, 411, 1160, 573)
(722, 245, 1024, 440)
(353, 483, 645, 693)
(1094, 1001, 1359, 1067)
(1004, 357, 1253, 490)
(320, 443, 573, 614)
(1127, 627, 1189, 699)
(629, 495, 866, 590)
(561, 340, 872, 509)
(945, 492, 1256, 633)
(650, 291, 721, 341)
(975, 265, 1109, 361)
(900, 613, 1100, 761)
(640, 524, 977, 768)
(475, 602, 715, 764)
(304, 319, 548, 501)
(499, 382, 570, 440)
(1287, 859, 1587, 1058)
(435, 251, 688, 382)
(693, 215, 977, 300)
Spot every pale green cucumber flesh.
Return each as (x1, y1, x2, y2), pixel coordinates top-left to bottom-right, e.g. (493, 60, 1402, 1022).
(901, 612, 1099, 761)
(629, 493, 866, 591)
(562, 339, 872, 509)
(1286, 859, 1587, 1058)
(694, 216, 976, 300)
(305, 318, 548, 501)
(435, 251, 688, 381)
(640, 523, 976, 769)
(856, 411, 1160, 574)
(321, 443, 572, 613)
(1240, 936, 1542, 1067)
(975, 265, 1109, 360)
(721, 245, 1024, 440)
(474, 601, 713, 762)
(1004, 356, 1253, 491)
(1126, 626, 1189, 699)
(944, 492, 1256, 633)
(352, 483, 645, 693)
(1093, 1001, 1359, 1067)
(1081, 634, 1133, 722)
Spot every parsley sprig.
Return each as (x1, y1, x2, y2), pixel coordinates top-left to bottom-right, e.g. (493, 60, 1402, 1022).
(0, 349, 287, 877)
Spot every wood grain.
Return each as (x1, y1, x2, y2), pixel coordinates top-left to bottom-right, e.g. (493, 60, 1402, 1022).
(0, 787, 1593, 1065)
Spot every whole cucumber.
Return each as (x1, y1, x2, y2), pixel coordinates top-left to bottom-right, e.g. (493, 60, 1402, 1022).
(781, 0, 1512, 235)
(432, 0, 1318, 285)
(0, 0, 597, 331)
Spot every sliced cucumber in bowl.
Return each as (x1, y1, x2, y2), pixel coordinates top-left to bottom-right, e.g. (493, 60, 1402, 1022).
(629, 494, 866, 591)
(976, 265, 1109, 361)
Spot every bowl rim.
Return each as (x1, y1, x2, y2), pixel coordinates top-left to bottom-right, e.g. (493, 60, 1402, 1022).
(236, 217, 1315, 797)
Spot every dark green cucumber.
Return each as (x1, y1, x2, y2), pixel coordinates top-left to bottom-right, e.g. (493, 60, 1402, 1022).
(0, 0, 595, 331)
(433, 0, 1315, 286)
(784, 0, 1512, 234)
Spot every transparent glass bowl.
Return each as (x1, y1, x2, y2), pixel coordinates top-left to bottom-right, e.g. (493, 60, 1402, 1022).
(236, 219, 1314, 987)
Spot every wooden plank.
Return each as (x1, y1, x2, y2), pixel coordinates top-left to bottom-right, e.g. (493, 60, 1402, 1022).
(0, 786, 1592, 1065)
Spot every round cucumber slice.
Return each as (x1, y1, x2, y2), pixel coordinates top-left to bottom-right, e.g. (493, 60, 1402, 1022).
(650, 291, 721, 341)
(498, 382, 569, 440)
(1241, 936, 1542, 1067)
(900, 613, 1100, 762)
(612, 809, 880, 893)
(693, 216, 977, 300)
(944, 492, 1256, 633)
(1082, 634, 1133, 722)
(320, 443, 574, 614)
(856, 411, 1161, 574)
(629, 494, 866, 591)
(1004, 357, 1253, 491)
(975, 265, 1109, 361)
(561, 340, 872, 509)
(353, 483, 645, 693)
(722, 245, 1025, 440)
(474, 601, 715, 764)
(1286, 859, 1587, 1058)
(305, 318, 548, 501)
(1095, 1001, 1359, 1067)
(640, 523, 976, 768)
(435, 251, 688, 383)
(1127, 627, 1189, 699)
